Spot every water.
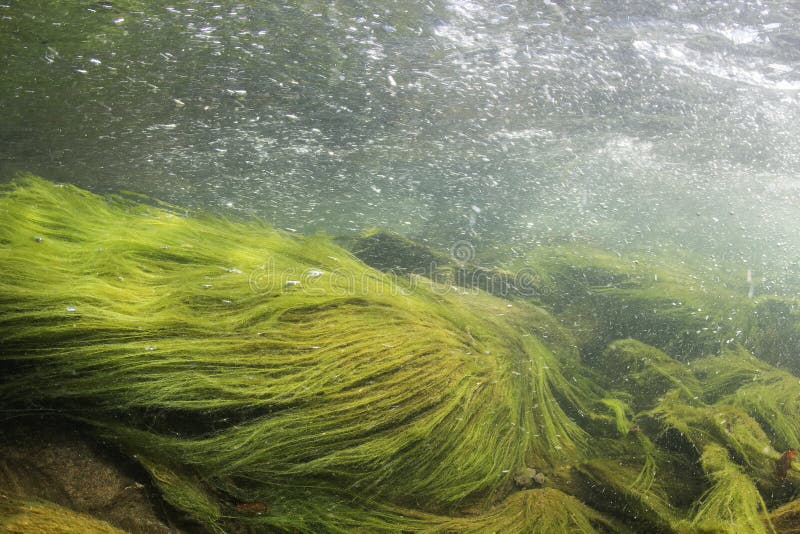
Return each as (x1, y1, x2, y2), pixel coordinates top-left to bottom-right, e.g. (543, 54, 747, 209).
(2, 1, 800, 274)
(3, 2, 800, 532)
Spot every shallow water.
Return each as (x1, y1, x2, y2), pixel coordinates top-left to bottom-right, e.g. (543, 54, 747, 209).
(2, 2, 800, 533)
(2, 1, 800, 272)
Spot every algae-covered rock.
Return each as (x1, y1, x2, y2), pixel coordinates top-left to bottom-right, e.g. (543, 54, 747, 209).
(349, 229, 448, 277)
(513, 467, 545, 488)
(0, 419, 178, 533)
(513, 245, 795, 366)
(349, 229, 528, 299)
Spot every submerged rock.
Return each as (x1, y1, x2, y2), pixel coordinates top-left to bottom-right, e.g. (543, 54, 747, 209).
(0, 419, 179, 533)
(513, 467, 545, 488)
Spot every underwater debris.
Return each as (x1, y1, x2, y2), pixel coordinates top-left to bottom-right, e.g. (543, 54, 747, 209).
(776, 448, 798, 480)
(234, 501, 271, 515)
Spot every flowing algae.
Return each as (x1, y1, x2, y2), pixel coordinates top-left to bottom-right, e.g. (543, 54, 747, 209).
(1, 177, 800, 532)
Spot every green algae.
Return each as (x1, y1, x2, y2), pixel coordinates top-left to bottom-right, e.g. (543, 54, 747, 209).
(2, 176, 800, 532)
(0, 496, 125, 534)
(427, 488, 621, 533)
(514, 244, 795, 365)
(595, 339, 701, 411)
(770, 498, 800, 533)
(680, 444, 775, 534)
(135, 457, 222, 530)
(693, 347, 800, 454)
(0, 177, 600, 531)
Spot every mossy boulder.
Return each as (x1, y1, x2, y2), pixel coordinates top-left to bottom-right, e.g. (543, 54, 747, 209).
(348, 229, 448, 277)
(512, 245, 800, 368)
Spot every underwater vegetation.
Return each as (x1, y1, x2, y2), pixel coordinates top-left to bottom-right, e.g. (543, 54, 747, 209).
(0, 497, 125, 534)
(1, 176, 800, 533)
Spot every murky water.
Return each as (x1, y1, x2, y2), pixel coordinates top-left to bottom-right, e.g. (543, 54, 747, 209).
(3, 1, 800, 276)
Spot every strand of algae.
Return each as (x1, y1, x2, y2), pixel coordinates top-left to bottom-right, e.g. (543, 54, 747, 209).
(599, 397, 634, 436)
(0, 177, 601, 531)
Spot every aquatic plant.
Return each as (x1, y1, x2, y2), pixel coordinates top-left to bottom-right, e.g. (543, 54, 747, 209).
(515, 245, 771, 364)
(769, 498, 800, 533)
(593, 339, 701, 411)
(426, 488, 619, 533)
(679, 444, 774, 534)
(571, 452, 680, 533)
(0, 177, 598, 531)
(693, 346, 800, 454)
(2, 177, 800, 533)
(0, 496, 124, 534)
